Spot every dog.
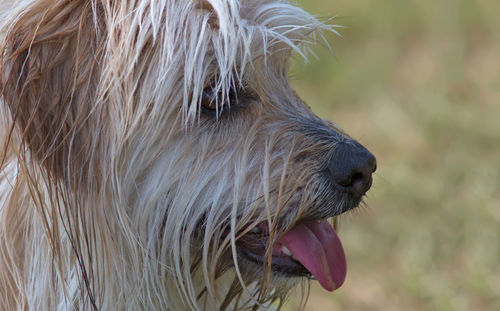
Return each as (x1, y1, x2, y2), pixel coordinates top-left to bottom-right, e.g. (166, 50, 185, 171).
(0, 0, 376, 310)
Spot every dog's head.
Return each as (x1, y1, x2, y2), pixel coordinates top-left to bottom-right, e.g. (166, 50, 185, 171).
(0, 0, 375, 309)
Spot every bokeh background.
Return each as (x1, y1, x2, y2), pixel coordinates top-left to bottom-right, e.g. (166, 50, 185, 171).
(285, 0, 500, 310)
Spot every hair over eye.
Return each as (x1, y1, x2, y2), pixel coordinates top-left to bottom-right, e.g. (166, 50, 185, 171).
(200, 84, 239, 114)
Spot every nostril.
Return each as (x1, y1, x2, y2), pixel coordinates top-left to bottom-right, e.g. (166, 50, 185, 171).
(339, 172, 363, 187)
(338, 171, 371, 194)
(350, 172, 365, 188)
(352, 172, 371, 194)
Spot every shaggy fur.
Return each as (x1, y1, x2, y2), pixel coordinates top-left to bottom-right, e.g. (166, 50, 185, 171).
(0, 0, 373, 310)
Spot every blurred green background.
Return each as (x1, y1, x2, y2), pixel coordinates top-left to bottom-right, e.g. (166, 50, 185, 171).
(286, 0, 500, 310)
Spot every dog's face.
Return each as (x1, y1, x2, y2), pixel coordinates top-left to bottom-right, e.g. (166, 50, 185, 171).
(0, 0, 375, 309)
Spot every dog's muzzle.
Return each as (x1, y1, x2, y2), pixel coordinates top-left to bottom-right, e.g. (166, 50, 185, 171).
(238, 139, 376, 292)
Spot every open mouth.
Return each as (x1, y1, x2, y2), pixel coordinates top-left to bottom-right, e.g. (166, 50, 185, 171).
(238, 219, 346, 292)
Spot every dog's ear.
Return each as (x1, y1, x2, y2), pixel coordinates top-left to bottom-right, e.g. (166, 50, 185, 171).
(0, 1, 105, 178)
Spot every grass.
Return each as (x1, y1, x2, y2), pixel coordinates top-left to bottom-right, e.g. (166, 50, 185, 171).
(285, 0, 500, 310)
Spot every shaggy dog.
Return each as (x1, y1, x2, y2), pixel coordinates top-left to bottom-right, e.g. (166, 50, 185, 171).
(0, 0, 376, 310)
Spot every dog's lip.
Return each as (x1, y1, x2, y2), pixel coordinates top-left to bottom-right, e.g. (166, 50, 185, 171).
(238, 226, 312, 277)
(238, 219, 346, 291)
(239, 243, 312, 277)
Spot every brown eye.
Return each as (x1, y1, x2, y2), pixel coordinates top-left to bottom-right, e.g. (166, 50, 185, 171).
(200, 85, 239, 115)
(200, 86, 221, 111)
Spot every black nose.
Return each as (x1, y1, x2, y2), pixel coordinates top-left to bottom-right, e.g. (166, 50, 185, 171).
(326, 141, 377, 195)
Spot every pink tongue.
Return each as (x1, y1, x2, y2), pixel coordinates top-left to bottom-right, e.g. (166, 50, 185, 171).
(278, 220, 346, 291)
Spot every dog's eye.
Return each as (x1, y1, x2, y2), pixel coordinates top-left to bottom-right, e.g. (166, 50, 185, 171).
(200, 85, 239, 115)
(200, 89, 219, 111)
